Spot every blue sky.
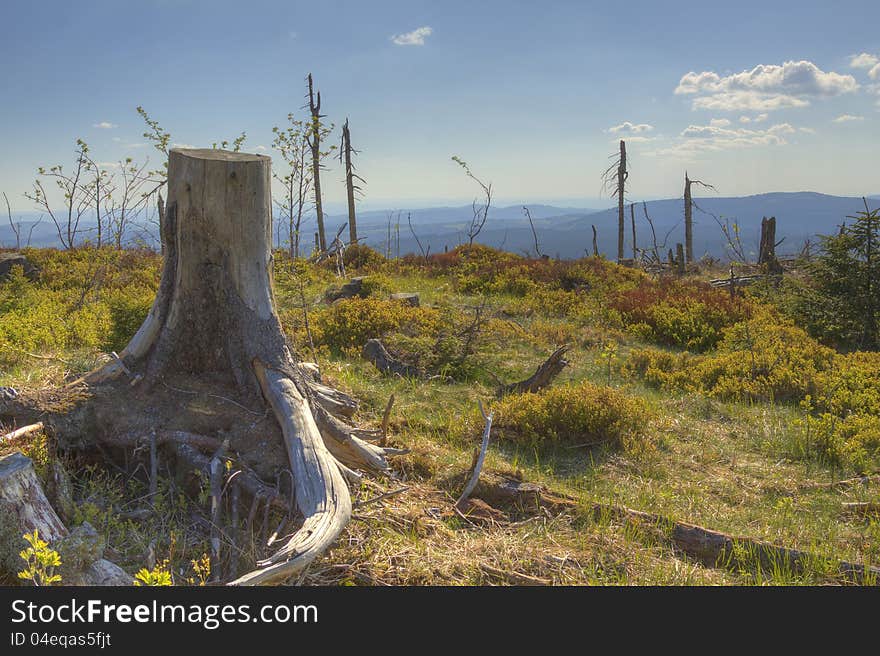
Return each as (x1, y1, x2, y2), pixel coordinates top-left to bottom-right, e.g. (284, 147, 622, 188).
(1, 0, 879, 212)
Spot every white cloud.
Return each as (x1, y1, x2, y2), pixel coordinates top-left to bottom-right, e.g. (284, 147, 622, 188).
(799, 127, 816, 134)
(93, 121, 118, 129)
(255, 145, 267, 152)
(607, 121, 654, 135)
(870, 64, 880, 80)
(739, 113, 769, 124)
(849, 52, 879, 69)
(651, 121, 800, 157)
(675, 60, 858, 111)
(832, 114, 864, 123)
(709, 118, 731, 127)
(391, 26, 433, 46)
(172, 142, 195, 149)
(692, 91, 809, 112)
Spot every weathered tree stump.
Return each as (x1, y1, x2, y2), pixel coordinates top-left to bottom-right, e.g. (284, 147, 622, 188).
(11, 149, 400, 585)
(0, 452, 130, 585)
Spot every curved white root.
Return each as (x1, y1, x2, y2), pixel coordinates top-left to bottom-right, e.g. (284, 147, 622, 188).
(230, 362, 351, 586)
(74, 312, 162, 385)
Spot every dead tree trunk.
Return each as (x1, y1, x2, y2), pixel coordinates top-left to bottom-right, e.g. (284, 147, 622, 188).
(70, 149, 397, 585)
(617, 140, 626, 263)
(684, 172, 693, 264)
(758, 216, 783, 274)
(592, 225, 599, 257)
(340, 118, 362, 245)
(630, 202, 637, 261)
(307, 73, 327, 252)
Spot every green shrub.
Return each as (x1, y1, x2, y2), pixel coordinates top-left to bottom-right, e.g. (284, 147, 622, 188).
(310, 297, 441, 351)
(490, 381, 652, 450)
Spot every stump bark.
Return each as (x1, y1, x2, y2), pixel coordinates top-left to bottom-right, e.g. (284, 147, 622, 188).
(59, 149, 398, 584)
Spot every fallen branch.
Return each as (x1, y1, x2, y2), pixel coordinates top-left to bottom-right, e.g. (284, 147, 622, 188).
(379, 394, 395, 447)
(479, 563, 551, 586)
(1, 422, 44, 443)
(454, 401, 493, 510)
(354, 485, 410, 509)
(842, 502, 880, 518)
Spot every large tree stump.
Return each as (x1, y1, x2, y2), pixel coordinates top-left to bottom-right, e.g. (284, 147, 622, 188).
(37, 149, 399, 585)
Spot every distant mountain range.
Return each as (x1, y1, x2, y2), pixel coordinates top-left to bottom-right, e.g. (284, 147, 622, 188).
(2, 192, 876, 261)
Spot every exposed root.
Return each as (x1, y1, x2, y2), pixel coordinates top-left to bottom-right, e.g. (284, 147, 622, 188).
(230, 362, 351, 586)
(312, 406, 404, 474)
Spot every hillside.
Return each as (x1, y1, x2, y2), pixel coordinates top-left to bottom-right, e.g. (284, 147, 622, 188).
(2, 245, 879, 586)
(4, 192, 873, 261)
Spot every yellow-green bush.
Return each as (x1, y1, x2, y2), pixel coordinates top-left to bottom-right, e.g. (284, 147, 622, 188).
(625, 311, 835, 403)
(309, 297, 441, 352)
(490, 381, 651, 450)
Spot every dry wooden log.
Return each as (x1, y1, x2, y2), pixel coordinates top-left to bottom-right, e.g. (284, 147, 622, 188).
(497, 345, 569, 396)
(473, 471, 880, 583)
(0, 422, 44, 443)
(842, 502, 880, 517)
(362, 339, 423, 379)
(589, 501, 880, 584)
(455, 402, 493, 510)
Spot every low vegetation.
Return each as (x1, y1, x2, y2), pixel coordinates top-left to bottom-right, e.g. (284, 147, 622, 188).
(2, 242, 880, 585)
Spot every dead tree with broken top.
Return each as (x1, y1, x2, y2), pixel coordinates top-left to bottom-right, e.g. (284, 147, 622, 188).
(2, 149, 402, 585)
(339, 118, 365, 245)
(758, 216, 783, 274)
(683, 172, 716, 264)
(602, 140, 628, 263)
(306, 73, 334, 253)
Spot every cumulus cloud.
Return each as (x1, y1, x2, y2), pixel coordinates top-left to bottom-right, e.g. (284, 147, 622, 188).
(675, 60, 858, 111)
(650, 121, 800, 157)
(255, 145, 267, 151)
(607, 121, 654, 135)
(849, 53, 879, 69)
(692, 91, 810, 112)
(391, 26, 433, 46)
(93, 121, 118, 129)
(832, 114, 864, 123)
(709, 118, 731, 127)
